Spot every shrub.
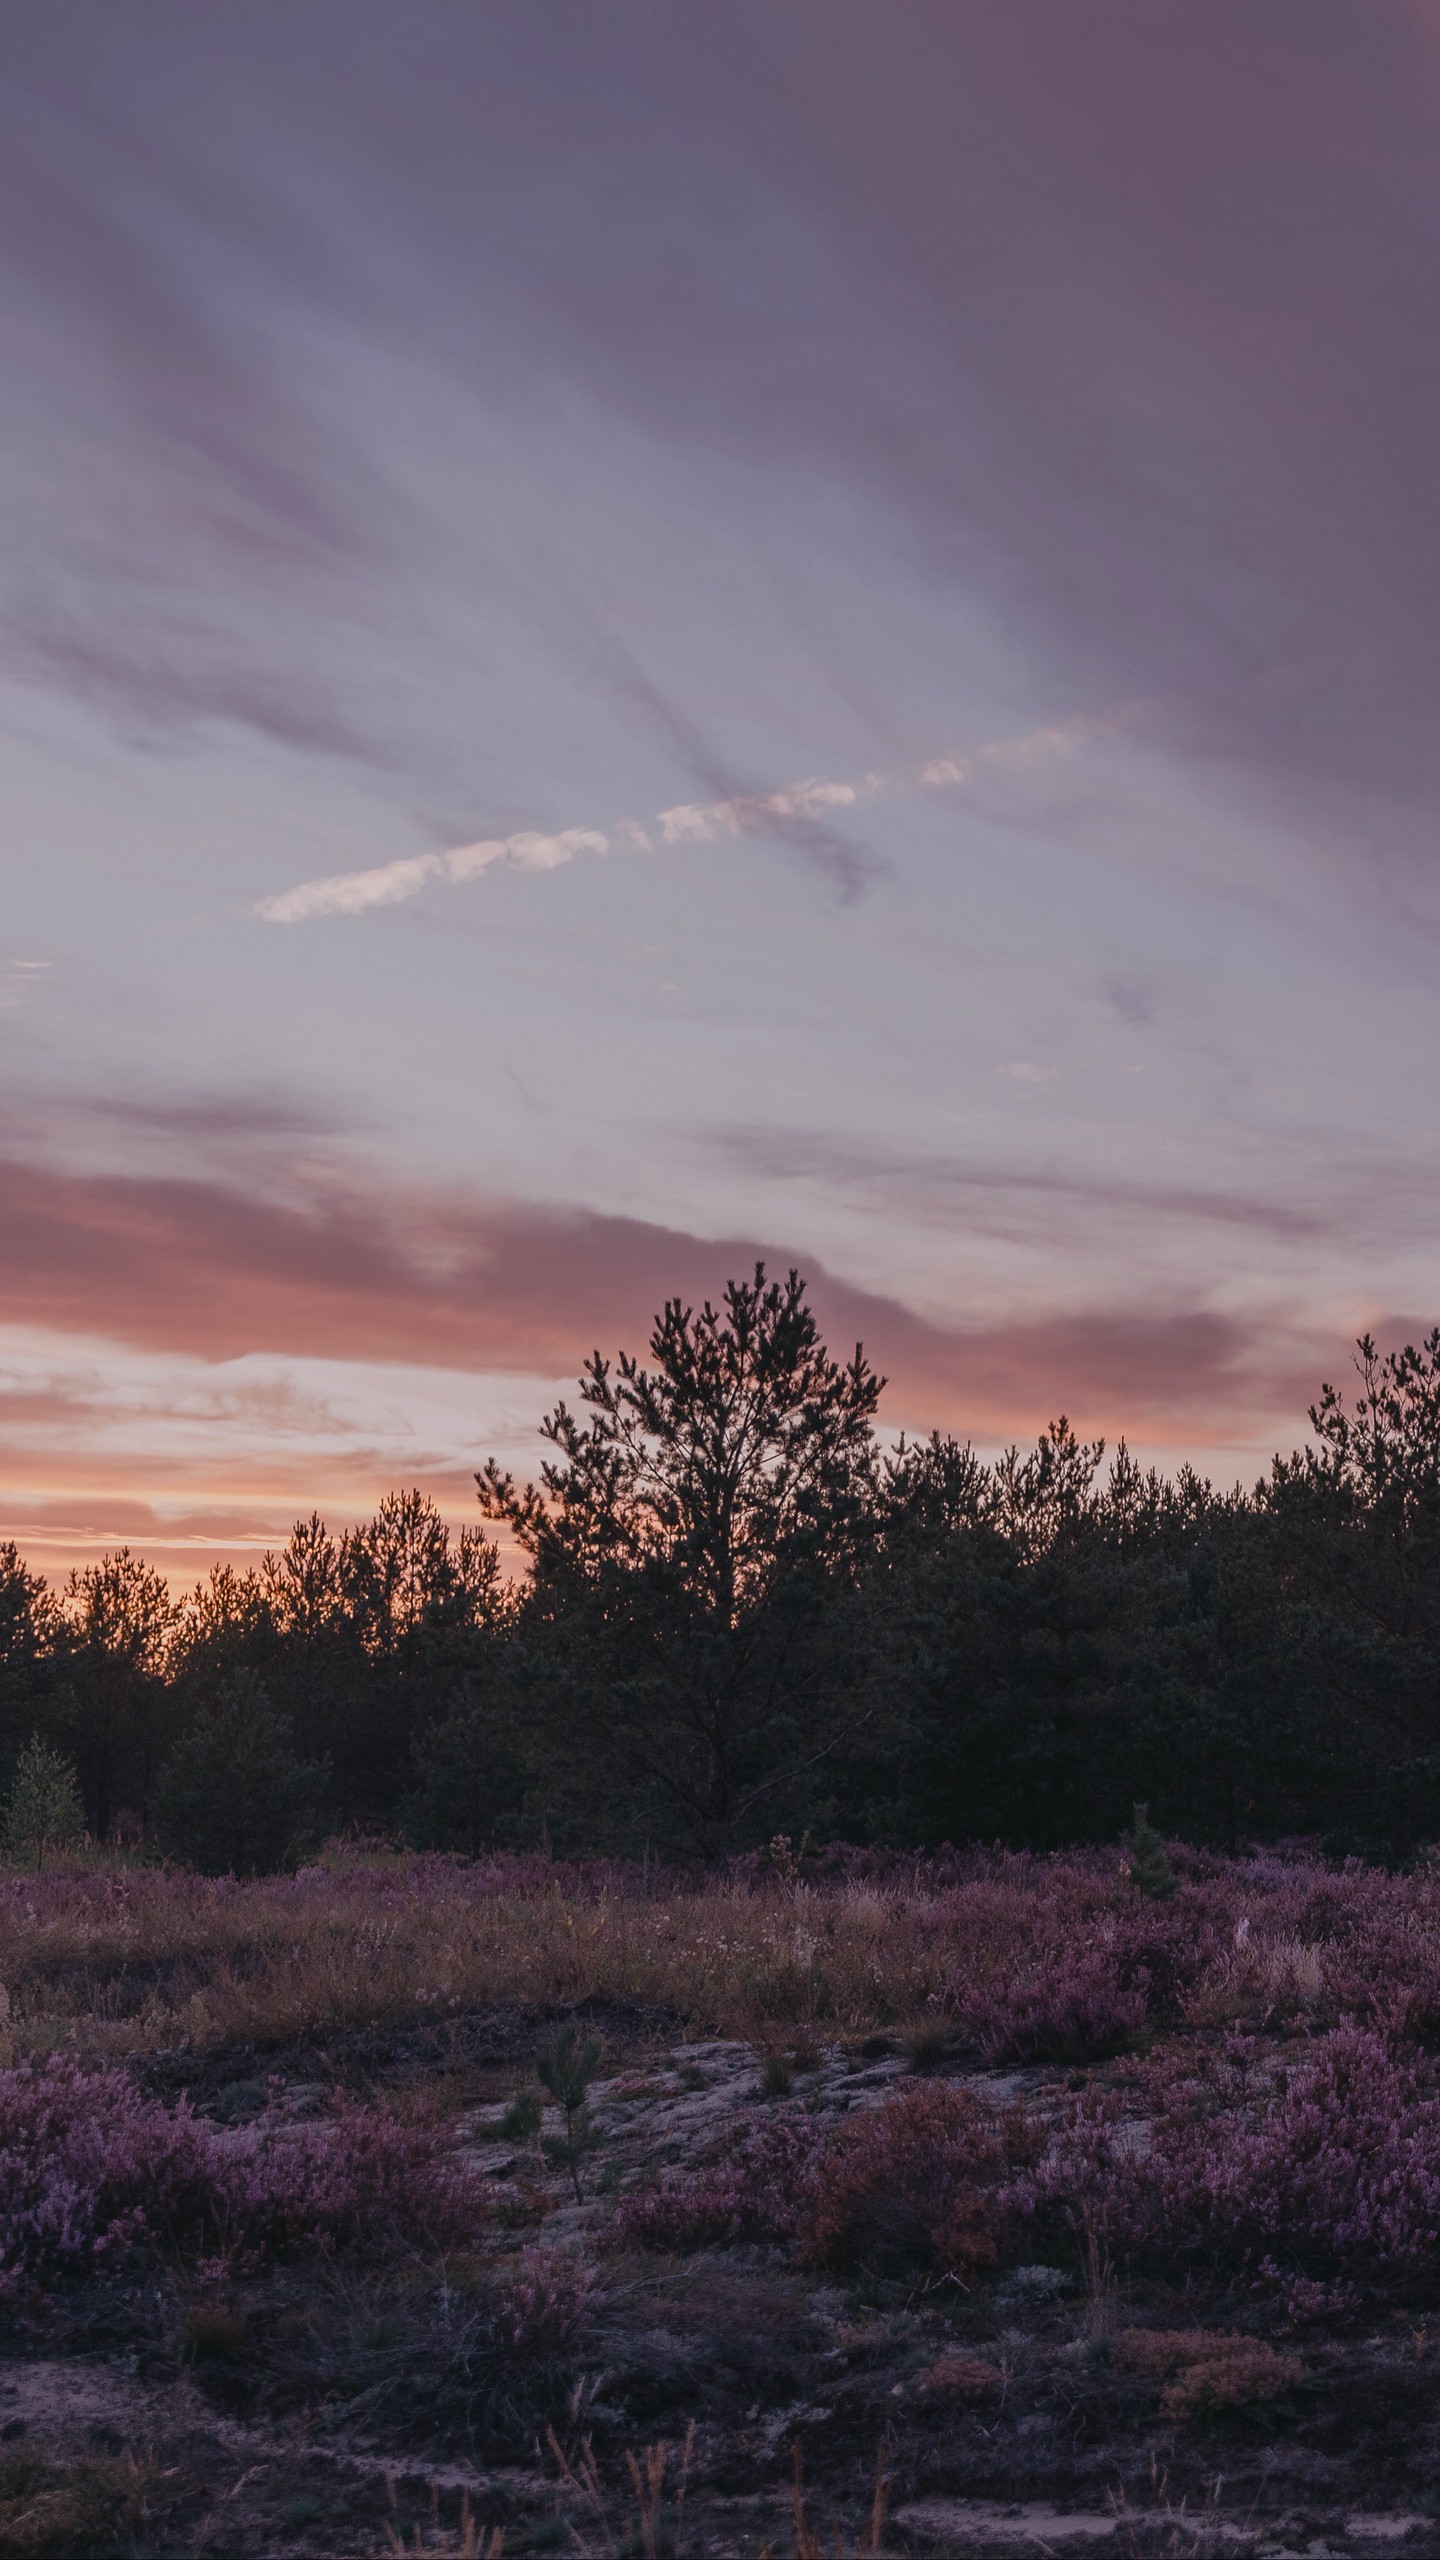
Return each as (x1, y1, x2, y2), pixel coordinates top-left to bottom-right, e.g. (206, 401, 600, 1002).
(0, 2446, 154, 2558)
(796, 2081, 1028, 2275)
(917, 2353, 1003, 2400)
(536, 2023, 606, 2199)
(760, 2049, 796, 2097)
(1103, 1894, 1231, 2016)
(615, 2110, 828, 2252)
(184, 2304, 249, 2362)
(1115, 2328, 1303, 2418)
(964, 1953, 1147, 2066)
(1115, 2327, 1249, 2378)
(0, 2059, 488, 2290)
(491, 2249, 595, 2357)
(1033, 2028, 1440, 2279)
(1160, 2342, 1301, 2420)
(618, 2083, 1032, 2279)
(1119, 1804, 1177, 1900)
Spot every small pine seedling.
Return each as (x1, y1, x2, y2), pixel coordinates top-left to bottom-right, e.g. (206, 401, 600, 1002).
(501, 2089, 544, 2144)
(536, 2022, 606, 2200)
(1120, 1801, 1177, 1900)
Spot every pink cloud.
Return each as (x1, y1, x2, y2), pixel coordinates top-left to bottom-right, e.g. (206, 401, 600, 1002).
(0, 1151, 1329, 1449)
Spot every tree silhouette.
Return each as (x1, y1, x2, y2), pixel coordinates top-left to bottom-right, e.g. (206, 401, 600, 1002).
(480, 1266, 882, 1863)
(152, 1671, 329, 1876)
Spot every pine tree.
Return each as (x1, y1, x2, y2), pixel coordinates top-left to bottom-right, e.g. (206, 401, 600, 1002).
(1120, 1800, 1177, 1899)
(2, 1736, 84, 1868)
(151, 1671, 329, 1876)
(400, 1662, 527, 1857)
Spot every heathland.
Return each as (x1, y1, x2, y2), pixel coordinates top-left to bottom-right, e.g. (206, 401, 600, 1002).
(7, 1273, 1440, 2551)
(7, 1839, 1440, 2555)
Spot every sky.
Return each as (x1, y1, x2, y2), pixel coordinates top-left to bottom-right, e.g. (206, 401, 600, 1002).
(5, 0, 1440, 1582)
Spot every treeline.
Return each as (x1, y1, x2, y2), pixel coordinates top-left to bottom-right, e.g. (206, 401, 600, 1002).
(6, 1266, 1440, 1870)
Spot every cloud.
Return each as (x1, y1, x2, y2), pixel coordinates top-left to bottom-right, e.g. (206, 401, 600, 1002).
(258, 854, 443, 924)
(0, 1146, 1335, 1452)
(709, 1121, 1440, 1258)
(8, 0, 1440, 921)
(256, 827, 612, 922)
(658, 775, 861, 844)
(254, 718, 1109, 924)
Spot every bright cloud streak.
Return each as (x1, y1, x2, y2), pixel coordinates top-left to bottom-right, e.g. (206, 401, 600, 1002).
(255, 724, 1111, 925)
(256, 828, 613, 923)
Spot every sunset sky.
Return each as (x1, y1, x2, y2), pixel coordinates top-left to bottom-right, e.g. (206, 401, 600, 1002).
(5, 0, 1440, 1581)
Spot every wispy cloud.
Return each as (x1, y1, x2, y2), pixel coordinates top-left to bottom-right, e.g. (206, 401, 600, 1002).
(255, 717, 1118, 925)
(657, 773, 873, 844)
(256, 828, 611, 924)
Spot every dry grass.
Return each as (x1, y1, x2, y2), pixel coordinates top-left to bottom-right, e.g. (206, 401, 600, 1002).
(0, 1853, 1087, 2064)
(379, 2496, 502, 2558)
(1182, 1932, 1329, 2028)
(915, 2352, 1004, 2400)
(0, 2445, 155, 2556)
(351, 2434, 892, 2560)
(6, 1840, 1438, 2075)
(1115, 2331, 1303, 2418)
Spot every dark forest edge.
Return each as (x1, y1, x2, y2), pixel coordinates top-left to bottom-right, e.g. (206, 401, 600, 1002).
(5, 1265, 1440, 1874)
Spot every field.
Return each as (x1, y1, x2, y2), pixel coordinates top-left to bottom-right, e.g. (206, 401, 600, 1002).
(7, 1840, 1440, 2557)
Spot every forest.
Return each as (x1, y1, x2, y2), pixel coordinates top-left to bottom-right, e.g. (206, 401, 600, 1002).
(6, 1265, 1440, 1874)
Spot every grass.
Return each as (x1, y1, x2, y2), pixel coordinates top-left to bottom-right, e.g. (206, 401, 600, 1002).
(0, 2445, 154, 2557)
(0, 1851, 1059, 2062)
(6, 1833, 1437, 2068)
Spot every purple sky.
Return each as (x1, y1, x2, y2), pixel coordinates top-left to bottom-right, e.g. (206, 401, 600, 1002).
(4, 0, 1440, 1575)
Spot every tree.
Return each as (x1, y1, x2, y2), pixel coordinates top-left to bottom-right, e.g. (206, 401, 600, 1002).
(151, 1671, 329, 1876)
(60, 1550, 178, 1839)
(400, 1655, 530, 1857)
(246, 1498, 505, 1827)
(2, 1736, 84, 1867)
(1258, 1332, 1440, 1847)
(341, 1489, 503, 1653)
(0, 1546, 61, 1778)
(480, 1266, 882, 1863)
(337, 1491, 506, 1819)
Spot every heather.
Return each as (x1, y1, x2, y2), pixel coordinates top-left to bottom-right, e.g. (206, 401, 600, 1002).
(1031, 2025, 1440, 2284)
(619, 2082, 1035, 2276)
(0, 2057, 487, 2290)
(10, 1846, 1440, 2551)
(7, 1833, 1440, 2067)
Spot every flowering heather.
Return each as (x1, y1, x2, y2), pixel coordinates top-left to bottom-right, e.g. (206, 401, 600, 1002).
(795, 2081, 1034, 2273)
(0, 2059, 488, 2290)
(1031, 2027, 1440, 2279)
(8, 1840, 1440, 2066)
(962, 1952, 1148, 2065)
(619, 2083, 1033, 2277)
(616, 2109, 827, 2252)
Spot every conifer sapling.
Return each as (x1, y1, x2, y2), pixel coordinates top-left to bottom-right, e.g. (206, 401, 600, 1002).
(2, 1737, 84, 1869)
(1119, 1801, 1177, 1900)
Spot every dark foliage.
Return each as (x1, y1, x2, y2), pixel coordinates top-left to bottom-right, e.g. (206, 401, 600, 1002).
(150, 1674, 329, 1876)
(12, 1283, 1440, 1872)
